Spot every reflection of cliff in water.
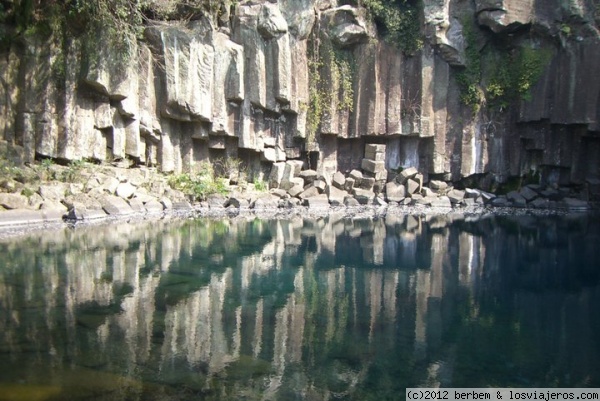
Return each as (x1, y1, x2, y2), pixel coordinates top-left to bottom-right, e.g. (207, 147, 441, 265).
(0, 213, 599, 399)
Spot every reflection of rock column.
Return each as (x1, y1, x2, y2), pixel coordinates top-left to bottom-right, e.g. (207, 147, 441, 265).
(253, 298, 264, 358)
(458, 232, 472, 286)
(232, 306, 242, 359)
(196, 288, 212, 362)
(458, 233, 484, 288)
(373, 220, 387, 265)
(427, 230, 449, 349)
(325, 269, 337, 343)
(273, 302, 289, 373)
(320, 219, 337, 255)
(116, 246, 141, 365)
(208, 269, 232, 374)
(160, 230, 181, 272)
(415, 269, 431, 358)
(266, 268, 310, 399)
(44, 258, 59, 331)
(366, 270, 383, 342)
(280, 217, 303, 246)
(430, 234, 445, 299)
(158, 269, 236, 375)
(289, 269, 305, 363)
(65, 249, 112, 307)
(382, 271, 399, 328)
(264, 301, 289, 400)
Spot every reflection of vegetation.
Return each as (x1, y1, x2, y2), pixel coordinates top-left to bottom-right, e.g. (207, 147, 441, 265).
(1, 215, 600, 399)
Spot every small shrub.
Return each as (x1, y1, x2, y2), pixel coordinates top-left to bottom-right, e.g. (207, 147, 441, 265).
(21, 187, 35, 198)
(253, 177, 267, 192)
(61, 159, 85, 183)
(168, 162, 230, 201)
(38, 158, 56, 181)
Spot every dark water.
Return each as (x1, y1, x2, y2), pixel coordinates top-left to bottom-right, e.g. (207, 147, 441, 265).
(0, 212, 599, 400)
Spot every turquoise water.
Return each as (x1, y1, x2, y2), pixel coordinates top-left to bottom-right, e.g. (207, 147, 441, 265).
(0, 213, 599, 400)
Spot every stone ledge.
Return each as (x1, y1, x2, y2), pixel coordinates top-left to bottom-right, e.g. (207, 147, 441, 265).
(0, 209, 66, 228)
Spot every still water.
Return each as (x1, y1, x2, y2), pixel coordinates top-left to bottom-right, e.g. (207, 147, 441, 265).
(0, 212, 599, 400)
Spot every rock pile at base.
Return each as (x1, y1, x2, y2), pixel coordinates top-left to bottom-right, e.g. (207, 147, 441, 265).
(260, 143, 592, 212)
(0, 143, 594, 228)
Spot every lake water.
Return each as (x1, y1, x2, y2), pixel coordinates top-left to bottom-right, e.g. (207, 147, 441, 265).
(0, 212, 599, 400)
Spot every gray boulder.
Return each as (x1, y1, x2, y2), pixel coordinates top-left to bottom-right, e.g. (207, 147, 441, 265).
(396, 167, 418, 184)
(227, 196, 251, 209)
(353, 188, 374, 205)
(172, 200, 193, 210)
(299, 186, 320, 199)
(299, 169, 318, 184)
(38, 184, 68, 201)
(0, 193, 30, 210)
(128, 198, 146, 213)
(288, 185, 304, 198)
(101, 195, 134, 216)
(519, 186, 538, 202)
(430, 180, 448, 191)
(562, 198, 589, 211)
(431, 196, 452, 208)
(406, 179, 420, 195)
(491, 196, 510, 207)
(305, 194, 330, 209)
(252, 195, 280, 209)
(332, 171, 346, 189)
(327, 186, 348, 206)
(116, 182, 136, 199)
(447, 189, 465, 204)
(344, 196, 360, 207)
(344, 177, 356, 192)
(507, 191, 527, 207)
(385, 182, 406, 202)
(145, 200, 165, 213)
(207, 194, 228, 208)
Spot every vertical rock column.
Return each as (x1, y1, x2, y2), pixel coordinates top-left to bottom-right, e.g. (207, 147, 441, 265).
(361, 144, 388, 182)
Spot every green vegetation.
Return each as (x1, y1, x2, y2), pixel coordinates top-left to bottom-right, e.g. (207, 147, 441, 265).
(167, 162, 229, 201)
(331, 49, 355, 113)
(362, 0, 423, 55)
(456, 18, 483, 112)
(0, 146, 21, 182)
(456, 17, 552, 113)
(307, 42, 355, 143)
(0, 152, 89, 196)
(0, 1, 234, 54)
(253, 177, 267, 192)
(212, 156, 244, 184)
(307, 55, 325, 145)
(486, 46, 552, 109)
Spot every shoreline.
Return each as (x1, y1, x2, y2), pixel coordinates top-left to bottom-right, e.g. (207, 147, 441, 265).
(0, 202, 592, 240)
(0, 160, 596, 240)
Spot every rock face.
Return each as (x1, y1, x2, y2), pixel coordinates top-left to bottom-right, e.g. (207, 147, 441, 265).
(0, 0, 599, 192)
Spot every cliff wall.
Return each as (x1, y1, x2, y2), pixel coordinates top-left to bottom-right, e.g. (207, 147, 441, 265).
(0, 0, 598, 190)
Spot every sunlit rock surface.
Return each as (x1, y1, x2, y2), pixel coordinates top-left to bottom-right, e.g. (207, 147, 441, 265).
(0, 0, 599, 189)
